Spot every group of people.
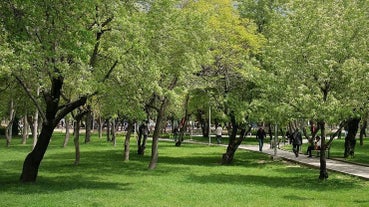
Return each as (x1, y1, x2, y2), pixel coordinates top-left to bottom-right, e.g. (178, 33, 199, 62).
(256, 127, 321, 158)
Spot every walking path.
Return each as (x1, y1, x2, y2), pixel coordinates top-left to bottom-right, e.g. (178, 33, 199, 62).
(237, 143, 369, 180)
(179, 139, 369, 180)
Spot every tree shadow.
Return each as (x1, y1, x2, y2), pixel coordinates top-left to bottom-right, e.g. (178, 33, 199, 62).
(0, 173, 132, 194)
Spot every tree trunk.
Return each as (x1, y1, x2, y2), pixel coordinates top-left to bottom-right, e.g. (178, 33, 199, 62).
(196, 110, 209, 138)
(63, 119, 70, 147)
(344, 117, 360, 158)
(84, 108, 92, 143)
(106, 119, 111, 142)
(318, 121, 328, 180)
(6, 99, 15, 147)
(175, 94, 190, 147)
(74, 119, 81, 165)
(222, 113, 250, 164)
(112, 118, 116, 147)
(359, 118, 367, 146)
(22, 115, 29, 144)
(123, 120, 134, 161)
(32, 87, 40, 150)
(98, 116, 103, 139)
(20, 75, 87, 182)
(148, 99, 168, 169)
(20, 122, 54, 182)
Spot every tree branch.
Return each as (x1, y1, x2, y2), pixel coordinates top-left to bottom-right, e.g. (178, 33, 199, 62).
(13, 74, 47, 121)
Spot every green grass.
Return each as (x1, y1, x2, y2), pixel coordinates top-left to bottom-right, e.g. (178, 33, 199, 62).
(1, 133, 369, 207)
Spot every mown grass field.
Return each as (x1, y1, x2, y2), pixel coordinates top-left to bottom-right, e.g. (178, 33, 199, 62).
(1, 132, 369, 207)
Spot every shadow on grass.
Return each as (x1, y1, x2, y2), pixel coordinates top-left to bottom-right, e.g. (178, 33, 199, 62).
(0, 173, 132, 194)
(184, 172, 359, 191)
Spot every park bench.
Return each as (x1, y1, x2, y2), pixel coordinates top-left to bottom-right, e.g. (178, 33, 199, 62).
(311, 144, 331, 158)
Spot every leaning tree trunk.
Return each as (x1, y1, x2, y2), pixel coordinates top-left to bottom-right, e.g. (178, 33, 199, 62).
(318, 121, 328, 180)
(148, 98, 169, 170)
(221, 113, 251, 165)
(344, 117, 360, 158)
(20, 121, 55, 182)
(123, 120, 134, 161)
(19, 75, 87, 183)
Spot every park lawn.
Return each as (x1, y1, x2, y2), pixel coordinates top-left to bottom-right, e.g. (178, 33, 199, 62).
(0, 132, 369, 207)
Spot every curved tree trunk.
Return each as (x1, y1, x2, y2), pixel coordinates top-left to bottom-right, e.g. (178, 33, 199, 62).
(20, 76, 87, 182)
(148, 98, 168, 170)
(20, 121, 54, 182)
(222, 113, 251, 165)
(344, 117, 360, 158)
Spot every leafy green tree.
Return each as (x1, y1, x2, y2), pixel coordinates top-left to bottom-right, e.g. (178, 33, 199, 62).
(193, 0, 265, 164)
(1, 0, 139, 182)
(265, 0, 369, 179)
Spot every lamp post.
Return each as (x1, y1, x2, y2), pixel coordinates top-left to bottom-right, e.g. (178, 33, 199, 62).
(208, 105, 211, 145)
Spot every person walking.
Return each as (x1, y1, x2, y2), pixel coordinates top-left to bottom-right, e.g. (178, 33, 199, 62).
(292, 128, 302, 157)
(256, 127, 266, 151)
(216, 125, 223, 144)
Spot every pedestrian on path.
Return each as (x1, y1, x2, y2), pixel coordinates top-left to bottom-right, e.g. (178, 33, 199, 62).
(216, 125, 223, 144)
(292, 128, 302, 157)
(256, 127, 266, 151)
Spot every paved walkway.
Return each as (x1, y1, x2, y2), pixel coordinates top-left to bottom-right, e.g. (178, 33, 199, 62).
(238, 143, 369, 180)
(179, 139, 369, 180)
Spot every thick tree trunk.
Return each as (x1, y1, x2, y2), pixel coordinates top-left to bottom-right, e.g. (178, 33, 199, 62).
(20, 122, 54, 182)
(123, 120, 134, 161)
(222, 113, 250, 165)
(19, 75, 87, 182)
(344, 118, 360, 158)
(318, 121, 328, 180)
(148, 99, 168, 169)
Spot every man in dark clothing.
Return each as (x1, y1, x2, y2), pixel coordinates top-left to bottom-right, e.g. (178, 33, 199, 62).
(292, 128, 302, 157)
(256, 127, 266, 151)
